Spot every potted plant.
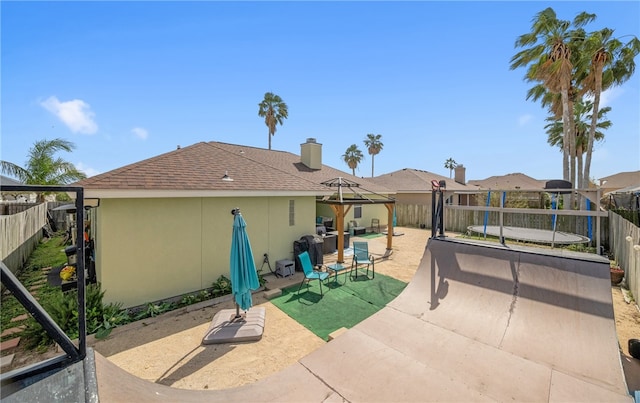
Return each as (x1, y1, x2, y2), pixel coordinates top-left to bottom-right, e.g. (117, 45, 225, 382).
(610, 261, 625, 285)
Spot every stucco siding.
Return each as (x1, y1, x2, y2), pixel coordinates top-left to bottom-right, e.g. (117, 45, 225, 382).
(315, 203, 391, 230)
(97, 198, 203, 307)
(95, 196, 317, 308)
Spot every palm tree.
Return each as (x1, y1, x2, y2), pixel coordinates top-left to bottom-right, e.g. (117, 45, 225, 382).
(363, 133, 383, 177)
(342, 144, 364, 176)
(511, 7, 595, 189)
(579, 28, 640, 191)
(444, 158, 457, 178)
(545, 98, 611, 189)
(257, 92, 288, 150)
(1, 138, 87, 202)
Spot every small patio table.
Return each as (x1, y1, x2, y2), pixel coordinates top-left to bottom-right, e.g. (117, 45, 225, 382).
(326, 263, 347, 285)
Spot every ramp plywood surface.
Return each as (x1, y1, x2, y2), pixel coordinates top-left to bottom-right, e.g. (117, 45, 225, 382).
(90, 237, 631, 402)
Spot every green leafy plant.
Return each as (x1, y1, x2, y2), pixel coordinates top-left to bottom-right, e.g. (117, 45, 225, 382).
(20, 282, 131, 349)
(133, 301, 176, 320)
(179, 290, 213, 307)
(211, 275, 232, 297)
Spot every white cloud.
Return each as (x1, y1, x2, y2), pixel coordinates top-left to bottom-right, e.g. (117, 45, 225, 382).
(131, 127, 149, 140)
(585, 87, 623, 108)
(75, 162, 100, 178)
(518, 114, 533, 126)
(41, 96, 98, 134)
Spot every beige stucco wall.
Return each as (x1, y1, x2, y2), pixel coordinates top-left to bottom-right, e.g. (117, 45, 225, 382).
(316, 203, 391, 231)
(95, 196, 316, 308)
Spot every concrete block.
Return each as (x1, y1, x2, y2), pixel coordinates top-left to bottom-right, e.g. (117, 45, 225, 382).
(0, 354, 15, 370)
(0, 337, 21, 352)
(263, 288, 282, 300)
(10, 314, 29, 322)
(0, 326, 25, 338)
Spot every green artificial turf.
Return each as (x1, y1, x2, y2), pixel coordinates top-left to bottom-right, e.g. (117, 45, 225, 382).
(357, 232, 385, 239)
(270, 272, 406, 341)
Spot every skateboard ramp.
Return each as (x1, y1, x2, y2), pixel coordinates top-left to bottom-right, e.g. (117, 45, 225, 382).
(7, 237, 631, 402)
(300, 237, 630, 402)
(96, 237, 631, 401)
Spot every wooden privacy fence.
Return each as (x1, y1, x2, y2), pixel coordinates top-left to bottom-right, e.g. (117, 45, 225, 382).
(395, 203, 609, 247)
(608, 211, 640, 302)
(0, 203, 46, 274)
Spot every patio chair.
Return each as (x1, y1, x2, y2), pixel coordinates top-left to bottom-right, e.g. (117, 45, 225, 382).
(350, 241, 375, 280)
(349, 220, 366, 236)
(297, 251, 330, 297)
(371, 218, 381, 233)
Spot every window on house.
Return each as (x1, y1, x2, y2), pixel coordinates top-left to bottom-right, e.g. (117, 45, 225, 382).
(289, 200, 295, 226)
(354, 204, 362, 219)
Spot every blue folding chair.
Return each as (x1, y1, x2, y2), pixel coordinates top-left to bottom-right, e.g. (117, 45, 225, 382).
(350, 241, 375, 280)
(297, 251, 329, 296)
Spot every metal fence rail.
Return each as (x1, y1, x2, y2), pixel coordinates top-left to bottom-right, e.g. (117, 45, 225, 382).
(0, 184, 86, 398)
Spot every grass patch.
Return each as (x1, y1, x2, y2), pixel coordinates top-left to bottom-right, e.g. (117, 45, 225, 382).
(358, 232, 385, 239)
(270, 273, 406, 340)
(1, 235, 68, 339)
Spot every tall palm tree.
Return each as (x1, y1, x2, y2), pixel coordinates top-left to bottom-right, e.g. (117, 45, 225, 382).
(363, 133, 383, 177)
(342, 144, 364, 176)
(511, 7, 594, 189)
(444, 158, 457, 178)
(1, 138, 87, 202)
(257, 92, 288, 150)
(545, 98, 611, 189)
(579, 28, 640, 190)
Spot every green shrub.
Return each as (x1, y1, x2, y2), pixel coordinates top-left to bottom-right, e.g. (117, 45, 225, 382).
(133, 301, 176, 321)
(20, 282, 130, 349)
(211, 275, 232, 297)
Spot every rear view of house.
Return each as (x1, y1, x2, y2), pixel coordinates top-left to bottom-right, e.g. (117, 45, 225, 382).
(77, 140, 392, 308)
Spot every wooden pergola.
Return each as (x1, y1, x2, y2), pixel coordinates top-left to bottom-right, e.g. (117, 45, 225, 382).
(318, 178, 396, 263)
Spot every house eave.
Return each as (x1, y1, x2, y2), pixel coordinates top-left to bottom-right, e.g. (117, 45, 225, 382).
(83, 189, 333, 199)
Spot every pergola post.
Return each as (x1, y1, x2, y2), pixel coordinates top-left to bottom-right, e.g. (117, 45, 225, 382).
(385, 203, 394, 251)
(330, 204, 352, 263)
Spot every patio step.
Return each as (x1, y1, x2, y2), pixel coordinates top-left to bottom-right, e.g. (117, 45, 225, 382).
(263, 289, 282, 300)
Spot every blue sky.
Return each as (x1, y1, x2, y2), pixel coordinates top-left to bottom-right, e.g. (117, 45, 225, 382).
(2, 1, 639, 183)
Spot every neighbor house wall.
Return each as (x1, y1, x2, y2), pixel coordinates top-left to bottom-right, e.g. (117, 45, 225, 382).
(316, 202, 390, 231)
(95, 195, 316, 308)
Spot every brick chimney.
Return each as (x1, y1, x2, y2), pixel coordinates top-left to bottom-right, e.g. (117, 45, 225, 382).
(300, 138, 322, 169)
(454, 164, 466, 184)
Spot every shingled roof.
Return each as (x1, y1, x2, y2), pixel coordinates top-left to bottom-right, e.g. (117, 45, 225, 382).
(76, 141, 391, 197)
(369, 168, 478, 192)
(599, 170, 640, 190)
(468, 173, 547, 191)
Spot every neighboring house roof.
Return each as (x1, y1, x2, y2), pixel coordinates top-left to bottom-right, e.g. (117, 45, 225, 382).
(467, 173, 547, 191)
(370, 168, 478, 193)
(76, 141, 391, 198)
(211, 142, 391, 195)
(1, 175, 24, 186)
(599, 170, 640, 192)
(608, 184, 640, 194)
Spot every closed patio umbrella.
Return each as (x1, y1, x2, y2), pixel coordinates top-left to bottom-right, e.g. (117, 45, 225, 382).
(202, 208, 266, 344)
(230, 208, 260, 317)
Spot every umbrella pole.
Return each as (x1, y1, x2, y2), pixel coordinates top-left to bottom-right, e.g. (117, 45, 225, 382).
(235, 303, 241, 318)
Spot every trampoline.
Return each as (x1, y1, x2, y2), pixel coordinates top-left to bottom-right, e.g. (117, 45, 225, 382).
(467, 225, 590, 245)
